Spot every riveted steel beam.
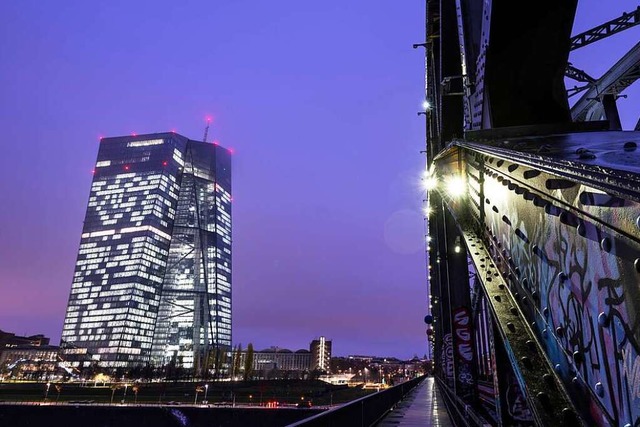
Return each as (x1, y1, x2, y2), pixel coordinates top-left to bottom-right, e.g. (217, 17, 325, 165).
(430, 130, 640, 425)
(459, 225, 584, 427)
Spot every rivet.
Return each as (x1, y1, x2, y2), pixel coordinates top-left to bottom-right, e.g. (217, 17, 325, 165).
(554, 363, 561, 373)
(542, 328, 548, 338)
(634, 258, 640, 273)
(598, 312, 610, 328)
(578, 149, 596, 160)
(537, 392, 551, 410)
(600, 237, 612, 252)
(543, 307, 549, 317)
(573, 351, 584, 365)
(595, 382, 604, 397)
(521, 356, 532, 369)
(556, 326, 565, 337)
(562, 408, 579, 424)
(542, 373, 555, 388)
(558, 272, 567, 282)
(533, 196, 547, 208)
(507, 322, 516, 332)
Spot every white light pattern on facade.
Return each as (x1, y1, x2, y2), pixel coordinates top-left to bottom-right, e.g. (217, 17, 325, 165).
(61, 134, 231, 370)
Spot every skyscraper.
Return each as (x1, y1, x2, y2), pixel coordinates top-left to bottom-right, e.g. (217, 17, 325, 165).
(61, 132, 231, 372)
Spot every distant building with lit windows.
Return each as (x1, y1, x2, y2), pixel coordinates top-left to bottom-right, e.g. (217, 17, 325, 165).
(60, 132, 232, 372)
(0, 330, 50, 348)
(310, 336, 331, 372)
(236, 337, 332, 379)
(248, 347, 312, 376)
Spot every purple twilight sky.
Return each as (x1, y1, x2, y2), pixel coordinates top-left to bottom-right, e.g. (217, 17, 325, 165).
(1, 1, 639, 360)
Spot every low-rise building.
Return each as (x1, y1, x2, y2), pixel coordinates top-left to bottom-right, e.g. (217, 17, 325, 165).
(237, 336, 332, 379)
(0, 330, 58, 380)
(0, 330, 50, 347)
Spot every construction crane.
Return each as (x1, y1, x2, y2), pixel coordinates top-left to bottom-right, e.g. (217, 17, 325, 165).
(203, 116, 212, 142)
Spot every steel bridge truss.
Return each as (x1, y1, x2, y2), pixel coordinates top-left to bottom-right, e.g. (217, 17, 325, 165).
(420, 1, 640, 426)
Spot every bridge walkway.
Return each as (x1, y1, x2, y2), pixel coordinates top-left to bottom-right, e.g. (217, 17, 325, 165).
(375, 377, 454, 427)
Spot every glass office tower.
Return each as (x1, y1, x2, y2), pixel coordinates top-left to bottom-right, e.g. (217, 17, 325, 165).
(61, 132, 231, 371)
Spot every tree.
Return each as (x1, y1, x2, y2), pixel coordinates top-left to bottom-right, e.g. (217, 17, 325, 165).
(212, 347, 224, 380)
(232, 343, 242, 379)
(243, 343, 254, 381)
(207, 347, 218, 379)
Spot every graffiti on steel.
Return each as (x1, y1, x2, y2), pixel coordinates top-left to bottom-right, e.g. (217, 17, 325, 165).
(481, 169, 640, 426)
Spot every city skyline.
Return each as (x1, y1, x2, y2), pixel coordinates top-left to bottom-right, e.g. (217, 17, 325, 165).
(1, 1, 639, 360)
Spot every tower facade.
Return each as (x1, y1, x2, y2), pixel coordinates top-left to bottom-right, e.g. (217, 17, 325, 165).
(61, 132, 231, 370)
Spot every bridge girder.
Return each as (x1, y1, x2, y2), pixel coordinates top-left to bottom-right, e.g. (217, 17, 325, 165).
(422, 1, 640, 426)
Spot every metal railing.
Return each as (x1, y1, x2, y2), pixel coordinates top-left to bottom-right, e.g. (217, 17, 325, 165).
(286, 376, 426, 427)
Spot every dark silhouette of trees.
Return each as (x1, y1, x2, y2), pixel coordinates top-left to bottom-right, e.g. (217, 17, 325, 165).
(243, 343, 254, 381)
(231, 343, 242, 379)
